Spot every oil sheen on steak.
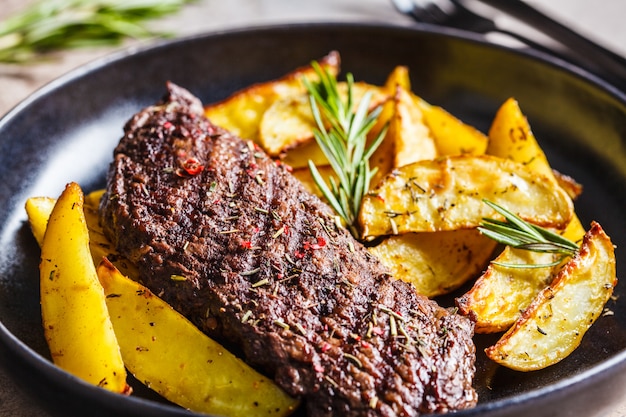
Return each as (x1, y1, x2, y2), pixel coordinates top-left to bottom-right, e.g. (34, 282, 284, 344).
(100, 83, 477, 416)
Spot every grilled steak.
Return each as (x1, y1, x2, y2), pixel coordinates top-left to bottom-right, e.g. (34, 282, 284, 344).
(100, 83, 477, 416)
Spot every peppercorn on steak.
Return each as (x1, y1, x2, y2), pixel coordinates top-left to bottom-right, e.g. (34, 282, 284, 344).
(100, 83, 477, 416)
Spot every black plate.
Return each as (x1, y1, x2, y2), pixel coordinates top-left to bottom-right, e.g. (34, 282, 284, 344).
(0, 23, 625, 417)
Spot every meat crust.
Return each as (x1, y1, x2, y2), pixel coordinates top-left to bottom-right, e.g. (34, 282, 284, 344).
(100, 83, 477, 416)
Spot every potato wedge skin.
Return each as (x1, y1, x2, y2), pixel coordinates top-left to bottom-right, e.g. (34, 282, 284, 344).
(485, 222, 617, 371)
(359, 154, 573, 238)
(97, 260, 299, 417)
(39, 183, 129, 393)
(204, 51, 340, 141)
(369, 229, 496, 298)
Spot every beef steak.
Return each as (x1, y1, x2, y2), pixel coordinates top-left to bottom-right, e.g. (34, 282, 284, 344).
(100, 82, 477, 416)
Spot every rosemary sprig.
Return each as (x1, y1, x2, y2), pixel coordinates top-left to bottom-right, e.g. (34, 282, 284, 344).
(478, 199, 579, 268)
(0, 0, 193, 63)
(303, 61, 386, 238)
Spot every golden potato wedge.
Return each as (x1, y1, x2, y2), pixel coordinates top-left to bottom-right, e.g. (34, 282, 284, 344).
(417, 99, 488, 156)
(83, 190, 140, 280)
(487, 97, 553, 178)
(553, 169, 583, 200)
(388, 86, 437, 168)
(25, 196, 55, 246)
(204, 51, 340, 141)
(97, 259, 299, 417)
(291, 165, 336, 198)
(456, 247, 562, 333)
(258, 93, 316, 156)
(359, 155, 574, 239)
(39, 183, 129, 394)
(485, 222, 617, 371)
(369, 229, 497, 298)
(259, 81, 389, 156)
(281, 139, 329, 169)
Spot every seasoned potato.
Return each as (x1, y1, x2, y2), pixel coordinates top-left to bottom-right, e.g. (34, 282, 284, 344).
(291, 165, 336, 198)
(553, 169, 583, 200)
(97, 259, 299, 416)
(485, 222, 617, 371)
(38, 183, 130, 394)
(387, 86, 437, 168)
(25, 196, 55, 246)
(487, 97, 553, 177)
(83, 190, 140, 279)
(204, 51, 340, 141)
(281, 138, 329, 169)
(456, 248, 562, 333)
(368, 66, 410, 185)
(259, 81, 389, 156)
(369, 229, 497, 298)
(417, 99, 488, 156)
(359, 155, 574, 239)
(457, 98, 588, 333)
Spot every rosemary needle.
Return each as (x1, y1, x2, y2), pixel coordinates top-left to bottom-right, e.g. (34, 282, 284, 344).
(478, 199, 579, 268)
(304, 61, 386, 238)
(0, 0, 194, 63)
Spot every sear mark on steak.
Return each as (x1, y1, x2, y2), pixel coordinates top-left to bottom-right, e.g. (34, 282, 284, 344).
(100, 82, 477, 417)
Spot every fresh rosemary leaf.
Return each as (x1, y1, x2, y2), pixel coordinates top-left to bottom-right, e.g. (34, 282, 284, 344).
(0, 0, 193, 63)
(478, 199, 579, 268)
(304, 62, 386, 238)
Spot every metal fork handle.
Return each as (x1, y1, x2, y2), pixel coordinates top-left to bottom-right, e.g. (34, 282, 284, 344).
(478, 0, 626, 91)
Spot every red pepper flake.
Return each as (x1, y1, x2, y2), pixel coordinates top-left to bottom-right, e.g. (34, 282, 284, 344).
(361, 341, 371, 349)
(181, 157, 204, 176)
(320, 342, 332, 353)
(241, 241, 253, 249)
(314, 364, 325, 373)
(163, 121, 173, 130)
(294, 250, 305, 259)
(283, 225, 290, 236)
(304, 237, 327, 251)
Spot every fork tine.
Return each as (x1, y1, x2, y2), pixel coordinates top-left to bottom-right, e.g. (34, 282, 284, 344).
(400, 0, 459, 25)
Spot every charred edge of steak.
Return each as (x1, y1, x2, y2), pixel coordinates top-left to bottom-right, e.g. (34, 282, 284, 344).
(100, 82, 477, 417)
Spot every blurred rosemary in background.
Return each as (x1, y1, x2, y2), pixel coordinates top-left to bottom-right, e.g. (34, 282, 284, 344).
(0, 0, 195, 63)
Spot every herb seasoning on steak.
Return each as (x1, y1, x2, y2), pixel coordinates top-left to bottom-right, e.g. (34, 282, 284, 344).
(100, 82, 477, 416)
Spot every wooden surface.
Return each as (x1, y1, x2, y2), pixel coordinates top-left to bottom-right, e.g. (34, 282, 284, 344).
(0, 0, 624, 416)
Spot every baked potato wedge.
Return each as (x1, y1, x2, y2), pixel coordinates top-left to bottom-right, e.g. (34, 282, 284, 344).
(369, 229, 497, 298)
(259, 81, 388, 156)
(291, 165, 336, 198)
(485, 222, 617, 371)
(25, 196, 55, 246)
(387, 86, 437, 168)
(359, 155, 574, 239)
(457, 98, 587, 332)
(456, 247, 562, 333)
(487, 97, 553, 178)
(97, 259, 299, 416)
(417, 99, 488, 156)
(204, 51, 340, 141)
(38, 182, 130, 393)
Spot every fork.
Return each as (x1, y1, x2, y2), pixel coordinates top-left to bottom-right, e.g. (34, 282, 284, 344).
(392, 0, 626, 92)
